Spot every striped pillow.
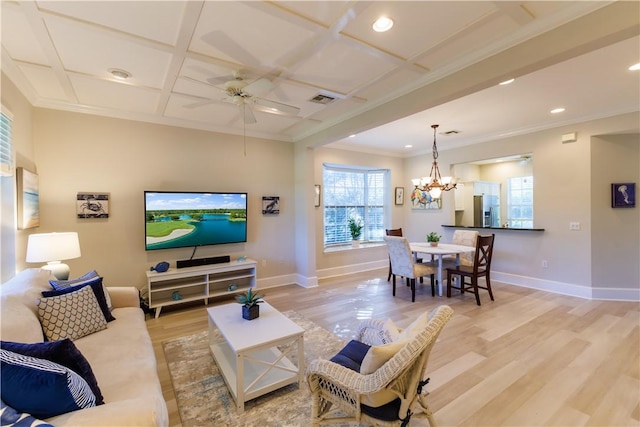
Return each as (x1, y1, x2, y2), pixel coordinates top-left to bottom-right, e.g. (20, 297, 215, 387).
(0, 349, 96, 419)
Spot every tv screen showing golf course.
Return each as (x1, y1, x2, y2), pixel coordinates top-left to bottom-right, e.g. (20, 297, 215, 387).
(144, 191, 247, 251)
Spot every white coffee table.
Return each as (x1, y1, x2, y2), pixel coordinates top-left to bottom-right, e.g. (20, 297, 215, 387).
(207, 302, 305, 412)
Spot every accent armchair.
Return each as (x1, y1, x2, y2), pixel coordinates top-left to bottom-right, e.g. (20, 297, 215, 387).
(307, 305, 454, 427)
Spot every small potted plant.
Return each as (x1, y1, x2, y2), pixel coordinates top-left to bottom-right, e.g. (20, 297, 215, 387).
(426, 231, 441, 247)
(235, 288, 265, 320)
(348, 217, 363, 247)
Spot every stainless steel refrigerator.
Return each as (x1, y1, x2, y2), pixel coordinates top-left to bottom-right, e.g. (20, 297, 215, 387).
(473, 195, 500, 227)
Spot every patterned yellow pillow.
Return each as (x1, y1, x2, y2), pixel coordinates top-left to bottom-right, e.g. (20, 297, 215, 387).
(37, 286, 107, 341)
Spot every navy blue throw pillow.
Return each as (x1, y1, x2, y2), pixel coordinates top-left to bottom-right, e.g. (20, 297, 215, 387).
(0, 349, 96, 419)
(42, 277, 115, 322)
(1, 339, 104, 405)
(330, 340, 371, 372)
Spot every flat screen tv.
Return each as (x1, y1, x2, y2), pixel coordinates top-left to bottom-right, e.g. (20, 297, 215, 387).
(144, 191, 247, 251)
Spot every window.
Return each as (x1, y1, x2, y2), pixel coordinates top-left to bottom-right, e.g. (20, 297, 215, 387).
(322, 164, 388, 246)
(0, 107, 14, 282)
(507, 176, 533, 228)
(0, 109, 13, 177)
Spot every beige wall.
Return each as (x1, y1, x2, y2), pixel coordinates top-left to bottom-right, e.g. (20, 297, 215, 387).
(591, 134, 639, 290)
(27, 109, 296, 288)
(403, 112, 639, 297)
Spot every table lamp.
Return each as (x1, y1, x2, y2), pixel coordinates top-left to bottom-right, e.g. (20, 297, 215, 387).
(26, 232, 81, 280)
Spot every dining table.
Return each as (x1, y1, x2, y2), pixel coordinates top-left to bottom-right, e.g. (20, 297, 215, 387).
(409, 242, 475, 297)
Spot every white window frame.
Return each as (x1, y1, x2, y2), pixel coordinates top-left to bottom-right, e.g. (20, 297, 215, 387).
(507, 175, 533, 228)
(322, 164, 389, 247)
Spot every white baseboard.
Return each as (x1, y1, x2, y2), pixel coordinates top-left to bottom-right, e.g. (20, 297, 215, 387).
(316, 260, 387, 280)
(257, 273, 318, 290)
(493, 271, 640, 301)
(259, 267, 639, 302)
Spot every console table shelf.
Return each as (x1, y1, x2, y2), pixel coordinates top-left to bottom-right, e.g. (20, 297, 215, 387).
(146, 259, 257, 318)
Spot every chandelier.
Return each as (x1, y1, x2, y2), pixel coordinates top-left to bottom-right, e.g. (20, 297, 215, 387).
(411, 124, 457, 199)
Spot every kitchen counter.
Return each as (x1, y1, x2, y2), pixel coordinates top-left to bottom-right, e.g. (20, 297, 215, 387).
(442, 225, 545, 232)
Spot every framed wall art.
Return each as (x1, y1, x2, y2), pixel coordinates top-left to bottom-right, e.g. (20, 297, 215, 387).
(410, 187, 441, 210)
(611, 183, 635, 208)
(16, 167, 40, 229)
(314, 185, 321, 207)
(77, 193, 110, 218)
(262, 196, 280, 215)
(395, 187, 404, 205)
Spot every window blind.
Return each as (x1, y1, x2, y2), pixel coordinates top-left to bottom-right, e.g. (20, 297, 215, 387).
(0, 110, 13, 176)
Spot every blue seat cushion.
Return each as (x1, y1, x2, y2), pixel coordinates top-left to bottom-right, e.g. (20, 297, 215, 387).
(361, 397, 402, 421)
(330, 340, 370, 372)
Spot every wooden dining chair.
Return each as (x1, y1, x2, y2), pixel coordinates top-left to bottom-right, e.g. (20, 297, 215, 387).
(384, 236, 436, 302)
(445, 234, 495, 305)
(385, 228, 422, 281)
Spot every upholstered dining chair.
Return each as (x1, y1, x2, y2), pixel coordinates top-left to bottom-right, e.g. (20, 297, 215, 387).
(384, 236, 436, 302)
(446, 234, 495, 305)
(307, 305, 454, 427)
(385, 228, 422, 281)
(443, 229, 479, 267)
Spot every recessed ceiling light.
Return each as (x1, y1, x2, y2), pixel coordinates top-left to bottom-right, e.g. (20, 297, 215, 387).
(109, 68, 131, 80)
(372, 16, 394, 32)
(629, 63, 640, 71)
(499, 78, 515, 85)
(550, 107, 565, 114)
(404, 144, 413, 148)
(349, 134, 356, 138)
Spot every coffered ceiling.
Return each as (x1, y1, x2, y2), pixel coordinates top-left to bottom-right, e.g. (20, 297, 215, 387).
(1, 1, 638, 157)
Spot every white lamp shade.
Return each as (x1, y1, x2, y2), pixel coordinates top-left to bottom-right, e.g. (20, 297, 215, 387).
(26, 232, 81, 262)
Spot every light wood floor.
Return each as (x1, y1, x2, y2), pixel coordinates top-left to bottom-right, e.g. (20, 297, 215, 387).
(146, 269, 640, 427)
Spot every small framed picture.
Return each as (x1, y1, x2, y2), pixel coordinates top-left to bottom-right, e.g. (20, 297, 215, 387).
(314, 185, 321, 207)
(611, 183, 635, 208)
(77, 193, 110, 218)
(262, 196, 280, 215)
(395, 187, 404, 205)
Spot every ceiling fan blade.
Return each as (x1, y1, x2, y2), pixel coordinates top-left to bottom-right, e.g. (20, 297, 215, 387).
(240, 104, 257, 124)
(243, 78, 274, 97)
(254, 98, 300, 116)
(183, 99, 216, 109)
(206, 75, 233, 86)
(201, 31, 261, 68)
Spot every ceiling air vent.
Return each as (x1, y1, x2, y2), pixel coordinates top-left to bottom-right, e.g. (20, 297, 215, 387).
(309, 93, 336, 104)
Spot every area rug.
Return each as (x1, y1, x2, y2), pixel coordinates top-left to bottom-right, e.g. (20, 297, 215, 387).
(163, 310, 356, 427)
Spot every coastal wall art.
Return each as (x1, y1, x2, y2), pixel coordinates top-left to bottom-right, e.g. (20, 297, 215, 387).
(17, 167, 39, 229)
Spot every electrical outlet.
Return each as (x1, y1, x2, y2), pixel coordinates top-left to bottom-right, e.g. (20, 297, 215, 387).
(569, 222, 581, 231)
(542, 260, 549, 268)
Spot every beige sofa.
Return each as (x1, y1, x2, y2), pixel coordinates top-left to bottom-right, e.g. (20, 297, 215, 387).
(0, 268, 168, 426)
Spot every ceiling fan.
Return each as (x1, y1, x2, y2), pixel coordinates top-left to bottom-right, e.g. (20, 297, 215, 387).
(184, 71, 300, 124)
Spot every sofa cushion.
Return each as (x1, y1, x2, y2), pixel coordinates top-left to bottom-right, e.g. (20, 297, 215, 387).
(0, 399, 53, 427)
(0, 349, 96, 419)
(1, 339, 104, 405)
(0, 297, 44, 343)
(49, 271, 112, 312)
(42, 277, 115, 322)
(37, 286, 107, 341)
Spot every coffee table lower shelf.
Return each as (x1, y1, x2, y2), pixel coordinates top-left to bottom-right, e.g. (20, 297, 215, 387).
(210, 340, 300, 411)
